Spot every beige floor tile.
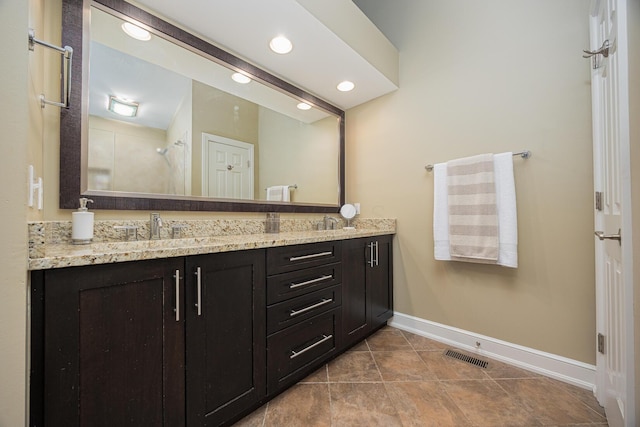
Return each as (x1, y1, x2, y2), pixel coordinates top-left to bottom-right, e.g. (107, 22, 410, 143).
(401, 330, 449, 351)
(347, 340, 370, 352)
(300, 365, 328, 383)
(384, 381, 471, 426)
(497, 378, 608, 425)
(484, 357, 540, 379)
(373, 350, 437, 381)
(366, 330, 412, 351)
(329, 382, 402, 427)
(264, 383, 331, 427)
(551, 377, 607, 418)
(234, 326, 609, 426)
(328, 351, 382, 382)
(442, 379, 542, 426)
(417, 350, 488, 380)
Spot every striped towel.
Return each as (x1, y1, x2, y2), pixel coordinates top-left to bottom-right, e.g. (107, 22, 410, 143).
(447, 153, 499, 263)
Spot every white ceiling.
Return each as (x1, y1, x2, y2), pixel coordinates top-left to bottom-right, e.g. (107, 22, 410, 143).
(132, 0, 399, 110)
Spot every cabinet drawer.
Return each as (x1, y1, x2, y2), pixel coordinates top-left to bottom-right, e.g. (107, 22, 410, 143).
(267, 241, 342, 275)
(267, 285, 342, 334)
(267, 263, 341, 304)
(267, 308, 340, 394)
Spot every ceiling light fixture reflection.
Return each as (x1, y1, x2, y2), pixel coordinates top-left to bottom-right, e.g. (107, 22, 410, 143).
(108, 96, 139, 117)
(297, 102, 312, 110)
(269, 36, 293, 54)
(337, 81, 355, 92)
(121, 22, 151, 41)
(231, 72, 251, 84)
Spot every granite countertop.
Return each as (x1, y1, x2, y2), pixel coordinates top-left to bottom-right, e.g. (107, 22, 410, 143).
(28, 226, 395, 271)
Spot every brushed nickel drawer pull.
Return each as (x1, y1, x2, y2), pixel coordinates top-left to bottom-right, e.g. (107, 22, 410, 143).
(289, 251, 333, 262)
(290, 334, 333, 359)
(289, 274, 333, 289)
(289, 298, 333, 317)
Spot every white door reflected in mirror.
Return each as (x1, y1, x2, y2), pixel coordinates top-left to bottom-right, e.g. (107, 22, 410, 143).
(340, 203, 357, 229)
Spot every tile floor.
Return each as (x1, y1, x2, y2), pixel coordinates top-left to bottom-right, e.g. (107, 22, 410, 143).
(234, 326, 608, 427)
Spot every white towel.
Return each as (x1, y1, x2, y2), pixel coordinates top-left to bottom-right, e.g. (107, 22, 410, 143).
(266, 185, 290, 202)
(493, 152, 518, 268)
(433, 152, 518, 268)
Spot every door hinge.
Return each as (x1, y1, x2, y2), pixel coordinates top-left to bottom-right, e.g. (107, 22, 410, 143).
(597, 333, 605, 354)
(595, 191, 603, 211)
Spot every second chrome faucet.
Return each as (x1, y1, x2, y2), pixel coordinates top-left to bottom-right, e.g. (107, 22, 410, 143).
(150, 212, 163, 240)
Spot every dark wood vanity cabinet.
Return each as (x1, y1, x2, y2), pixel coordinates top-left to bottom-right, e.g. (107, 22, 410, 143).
(34, 258, 186, 427)
(185, 250, 266, 427)
(265, 241, 342, 394)
(341, 235, 394, 350)
(31, 235, 393, 426)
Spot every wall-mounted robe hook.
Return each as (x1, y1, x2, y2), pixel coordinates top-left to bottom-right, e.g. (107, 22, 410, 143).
(582, 39, 610, 58)
(583, 39, 610, 69)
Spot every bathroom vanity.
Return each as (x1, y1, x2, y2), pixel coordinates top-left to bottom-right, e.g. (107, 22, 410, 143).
(29, 223, 394, 426)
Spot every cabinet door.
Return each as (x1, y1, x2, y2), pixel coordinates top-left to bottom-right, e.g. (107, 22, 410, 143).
(186, 250, 266, 427)
(42, 258, 185, 427)
(368, 235, 394, 330)
(341, 238, 369, 347)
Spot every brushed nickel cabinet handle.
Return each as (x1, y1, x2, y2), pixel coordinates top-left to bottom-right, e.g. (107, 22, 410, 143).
(290, 334, 333, 359)
(289, 298, 333, 317)
(289, 251, 333, 262)
(289, 274, 333, 289)
(195, 267, 202, 316)
(173, 270, 180, 322)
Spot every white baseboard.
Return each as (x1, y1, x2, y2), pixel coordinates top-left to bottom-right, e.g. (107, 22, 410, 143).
(388, 312, 596, 391)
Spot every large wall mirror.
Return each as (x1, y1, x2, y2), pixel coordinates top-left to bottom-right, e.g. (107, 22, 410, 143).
(60, 0, 345, 213)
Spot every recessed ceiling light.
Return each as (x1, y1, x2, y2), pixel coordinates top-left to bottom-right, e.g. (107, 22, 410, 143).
(108, 96, 139, 117)
(297, 102, 312, 110)
(121, 22, 151, 41)
(231, 72, 251, 84)
(269, 36, 293, 54)
(337, 81, 355, 92)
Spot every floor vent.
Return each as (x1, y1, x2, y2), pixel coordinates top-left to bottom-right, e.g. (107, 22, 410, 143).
(444, 349, 488, 369)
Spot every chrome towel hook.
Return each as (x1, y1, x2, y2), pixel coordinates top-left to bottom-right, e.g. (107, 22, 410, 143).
(583, 39, 611, 69)
(583, 39, 610, 59)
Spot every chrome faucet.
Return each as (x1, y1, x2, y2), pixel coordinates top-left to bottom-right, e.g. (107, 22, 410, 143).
(150, 212, 163, 240)
(324, 215, 338, 230)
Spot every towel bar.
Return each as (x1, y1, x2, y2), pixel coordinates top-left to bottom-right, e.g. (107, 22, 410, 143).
(425, 150, 531, 172)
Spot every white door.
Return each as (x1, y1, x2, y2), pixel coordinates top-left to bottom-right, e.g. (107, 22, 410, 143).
(588, 1, 635, 426)
(201, 133, 254, 199)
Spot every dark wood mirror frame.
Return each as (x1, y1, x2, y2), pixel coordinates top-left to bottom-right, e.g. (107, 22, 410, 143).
(60, 0, 345, 213)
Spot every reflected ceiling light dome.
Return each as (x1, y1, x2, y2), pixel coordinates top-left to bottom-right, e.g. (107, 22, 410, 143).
(337, 81, 355, 92)
(269, 36, 293, 54)
(231, 72, 251, 84)
(121, 22, 151, 41)
(297, 102, 312, 110)
(108, 96, 139, 117)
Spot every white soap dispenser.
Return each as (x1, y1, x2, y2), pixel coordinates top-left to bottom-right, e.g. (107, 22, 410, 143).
(72, 198, 94, 245)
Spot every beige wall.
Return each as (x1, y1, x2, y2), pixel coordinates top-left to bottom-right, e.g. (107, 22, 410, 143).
(1, 0, 35, 425)
(258, 110, 340, 204)
(191, 81, 260, 197)
(627, 0, 640, 419)
(349, 0, 595, 363)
